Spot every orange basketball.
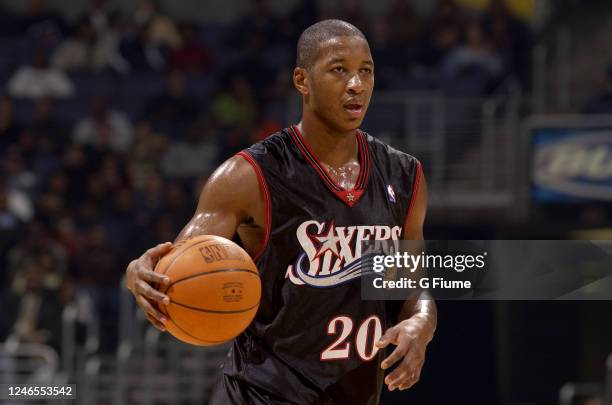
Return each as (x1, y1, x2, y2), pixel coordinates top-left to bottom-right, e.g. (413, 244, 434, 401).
(154, 235, 261, 346)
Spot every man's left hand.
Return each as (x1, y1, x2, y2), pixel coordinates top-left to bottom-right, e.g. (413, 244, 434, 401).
(376, 314, 435, 391)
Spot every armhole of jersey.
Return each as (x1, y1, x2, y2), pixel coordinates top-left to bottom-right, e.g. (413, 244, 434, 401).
(402, 159, 422, 238)
(236, 151, 272, 262)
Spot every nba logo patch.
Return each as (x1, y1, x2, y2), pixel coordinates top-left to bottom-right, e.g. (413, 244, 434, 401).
(386, 185, 396, 203)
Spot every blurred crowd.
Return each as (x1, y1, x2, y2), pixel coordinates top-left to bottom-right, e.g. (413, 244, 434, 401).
(0, 0, 533, 353)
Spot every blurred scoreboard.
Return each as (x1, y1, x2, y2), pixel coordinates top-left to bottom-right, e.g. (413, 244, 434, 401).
(530, 117, 612, 203)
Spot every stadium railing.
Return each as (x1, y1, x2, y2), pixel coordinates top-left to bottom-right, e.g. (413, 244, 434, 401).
(0, 341, 72, 404)
(0, 341, 61, 384)
(61, 295, 99, 379)
(72, 276, 231, 404)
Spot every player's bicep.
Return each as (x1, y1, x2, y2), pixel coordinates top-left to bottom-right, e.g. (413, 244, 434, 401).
(176, 155, 260, 242)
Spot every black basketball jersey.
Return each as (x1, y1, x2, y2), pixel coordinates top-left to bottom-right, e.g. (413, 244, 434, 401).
(210, 126, 422, 405)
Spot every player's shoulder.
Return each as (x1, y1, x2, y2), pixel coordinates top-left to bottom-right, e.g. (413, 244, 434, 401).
(245, 129, 292, 157)
(361, 130, 421, 168)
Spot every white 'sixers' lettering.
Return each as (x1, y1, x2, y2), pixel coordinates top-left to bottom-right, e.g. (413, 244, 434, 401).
(286, 221, 401, 287)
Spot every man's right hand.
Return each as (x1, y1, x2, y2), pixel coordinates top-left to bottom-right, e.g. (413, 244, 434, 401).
(124, 155, 264, 332)
(125, 242, 173, 331)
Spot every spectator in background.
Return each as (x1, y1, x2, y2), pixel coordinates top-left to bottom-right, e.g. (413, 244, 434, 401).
(422, 0, 464, 67)
(88, 0, 112, 35)
(39, 169, 69, 209)
(235, 34, 278, 94)
(84, 173, 111, 214)
(168, 22, 213, 73)
(431, 0, 464, 28)
(481, 0, 532, 87)
(96, 152, 129, 195)
(72, 224, 121, 352)
(369, 19, 400, 90)
(0, 180, 33, 225)
(74, 199, 99, 230)
(384, 0, 423, 70)
(94, 11, 131, 73)
(0, 96, 22, 153)
(7, 222, 66, 290)
(18, 0, 66, 46)
(52, 214, 79, 258)
(7, 50, 75, 99)
(160, 121, 219, 179)
(133, 0, 181, 50)
(584, 66, 612, 114)
(442, 21, 503, 81)
(387, 0, 423, 46)
(5, 257, 65, 352)
(73, 96, 134, 153)
(127, 120, 167, 189)
(133, 171, 165, 227)
(119, 20, 165, 72)
(249, 105, 281, 143)
(0, 181, 24, 285)
(160, 183, 193, 233)
(144, 70, 200, 137)
(211, 75, 256, 130)
(101, 187, 139, 254)
(231, 0, 279, 49)
(1, 148, 37, 203)
(61, 144, 93, 203)
(24, 99, 69, 176)
(36, 185, 67, 230)
(51, 17, 98, 72)
(262, 68, 293, 119)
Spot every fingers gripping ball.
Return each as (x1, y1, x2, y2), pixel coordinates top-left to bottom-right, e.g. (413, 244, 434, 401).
(154, 235, 261, 346)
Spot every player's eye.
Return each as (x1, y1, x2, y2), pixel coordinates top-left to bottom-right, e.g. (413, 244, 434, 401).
(332, 66, 346, 73)
(360, 68, 373, 74)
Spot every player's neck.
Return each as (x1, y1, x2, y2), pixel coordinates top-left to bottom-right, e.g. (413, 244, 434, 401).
(296, 120, 358, 168)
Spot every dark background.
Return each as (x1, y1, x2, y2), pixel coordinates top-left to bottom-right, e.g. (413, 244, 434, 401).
(0, 0, 611, 404)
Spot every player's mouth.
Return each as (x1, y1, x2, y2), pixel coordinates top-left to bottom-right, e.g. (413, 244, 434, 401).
(343, 103, 363, 118)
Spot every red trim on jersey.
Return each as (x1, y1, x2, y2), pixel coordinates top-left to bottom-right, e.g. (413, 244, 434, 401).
(236, 151, 271, 262)
(289, 125, 370, 207)
(289, 126, 340, 191)
(356, 130, 370, 189)
(402, 160, 423, 237)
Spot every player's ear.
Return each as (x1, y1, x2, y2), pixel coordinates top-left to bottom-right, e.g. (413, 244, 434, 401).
(293, 67, 309, 96)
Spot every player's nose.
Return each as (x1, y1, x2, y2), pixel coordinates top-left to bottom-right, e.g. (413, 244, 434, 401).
(346, 73, 363, 94)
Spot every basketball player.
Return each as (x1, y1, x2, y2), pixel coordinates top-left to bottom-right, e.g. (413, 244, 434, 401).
(126, 20, 436, 404)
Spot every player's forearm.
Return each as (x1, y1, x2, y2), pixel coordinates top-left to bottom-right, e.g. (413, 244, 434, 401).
(396, 292, 437, 343)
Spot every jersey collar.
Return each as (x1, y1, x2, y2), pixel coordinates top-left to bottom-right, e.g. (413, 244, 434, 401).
(289, 125, 370, 207)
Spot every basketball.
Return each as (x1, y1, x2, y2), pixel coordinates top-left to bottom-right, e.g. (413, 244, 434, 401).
(154, 235, 261, 346)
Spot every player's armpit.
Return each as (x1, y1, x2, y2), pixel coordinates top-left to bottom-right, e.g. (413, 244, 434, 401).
(175, 154, 264, 245)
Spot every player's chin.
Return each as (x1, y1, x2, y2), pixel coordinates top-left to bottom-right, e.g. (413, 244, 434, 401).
(342, 116, 365, 131)
(325, 110, 366, 132)
(342, 107, 368, 129)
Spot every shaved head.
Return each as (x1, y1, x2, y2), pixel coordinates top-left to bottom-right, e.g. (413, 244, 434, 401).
(296, 19, 367, 70)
